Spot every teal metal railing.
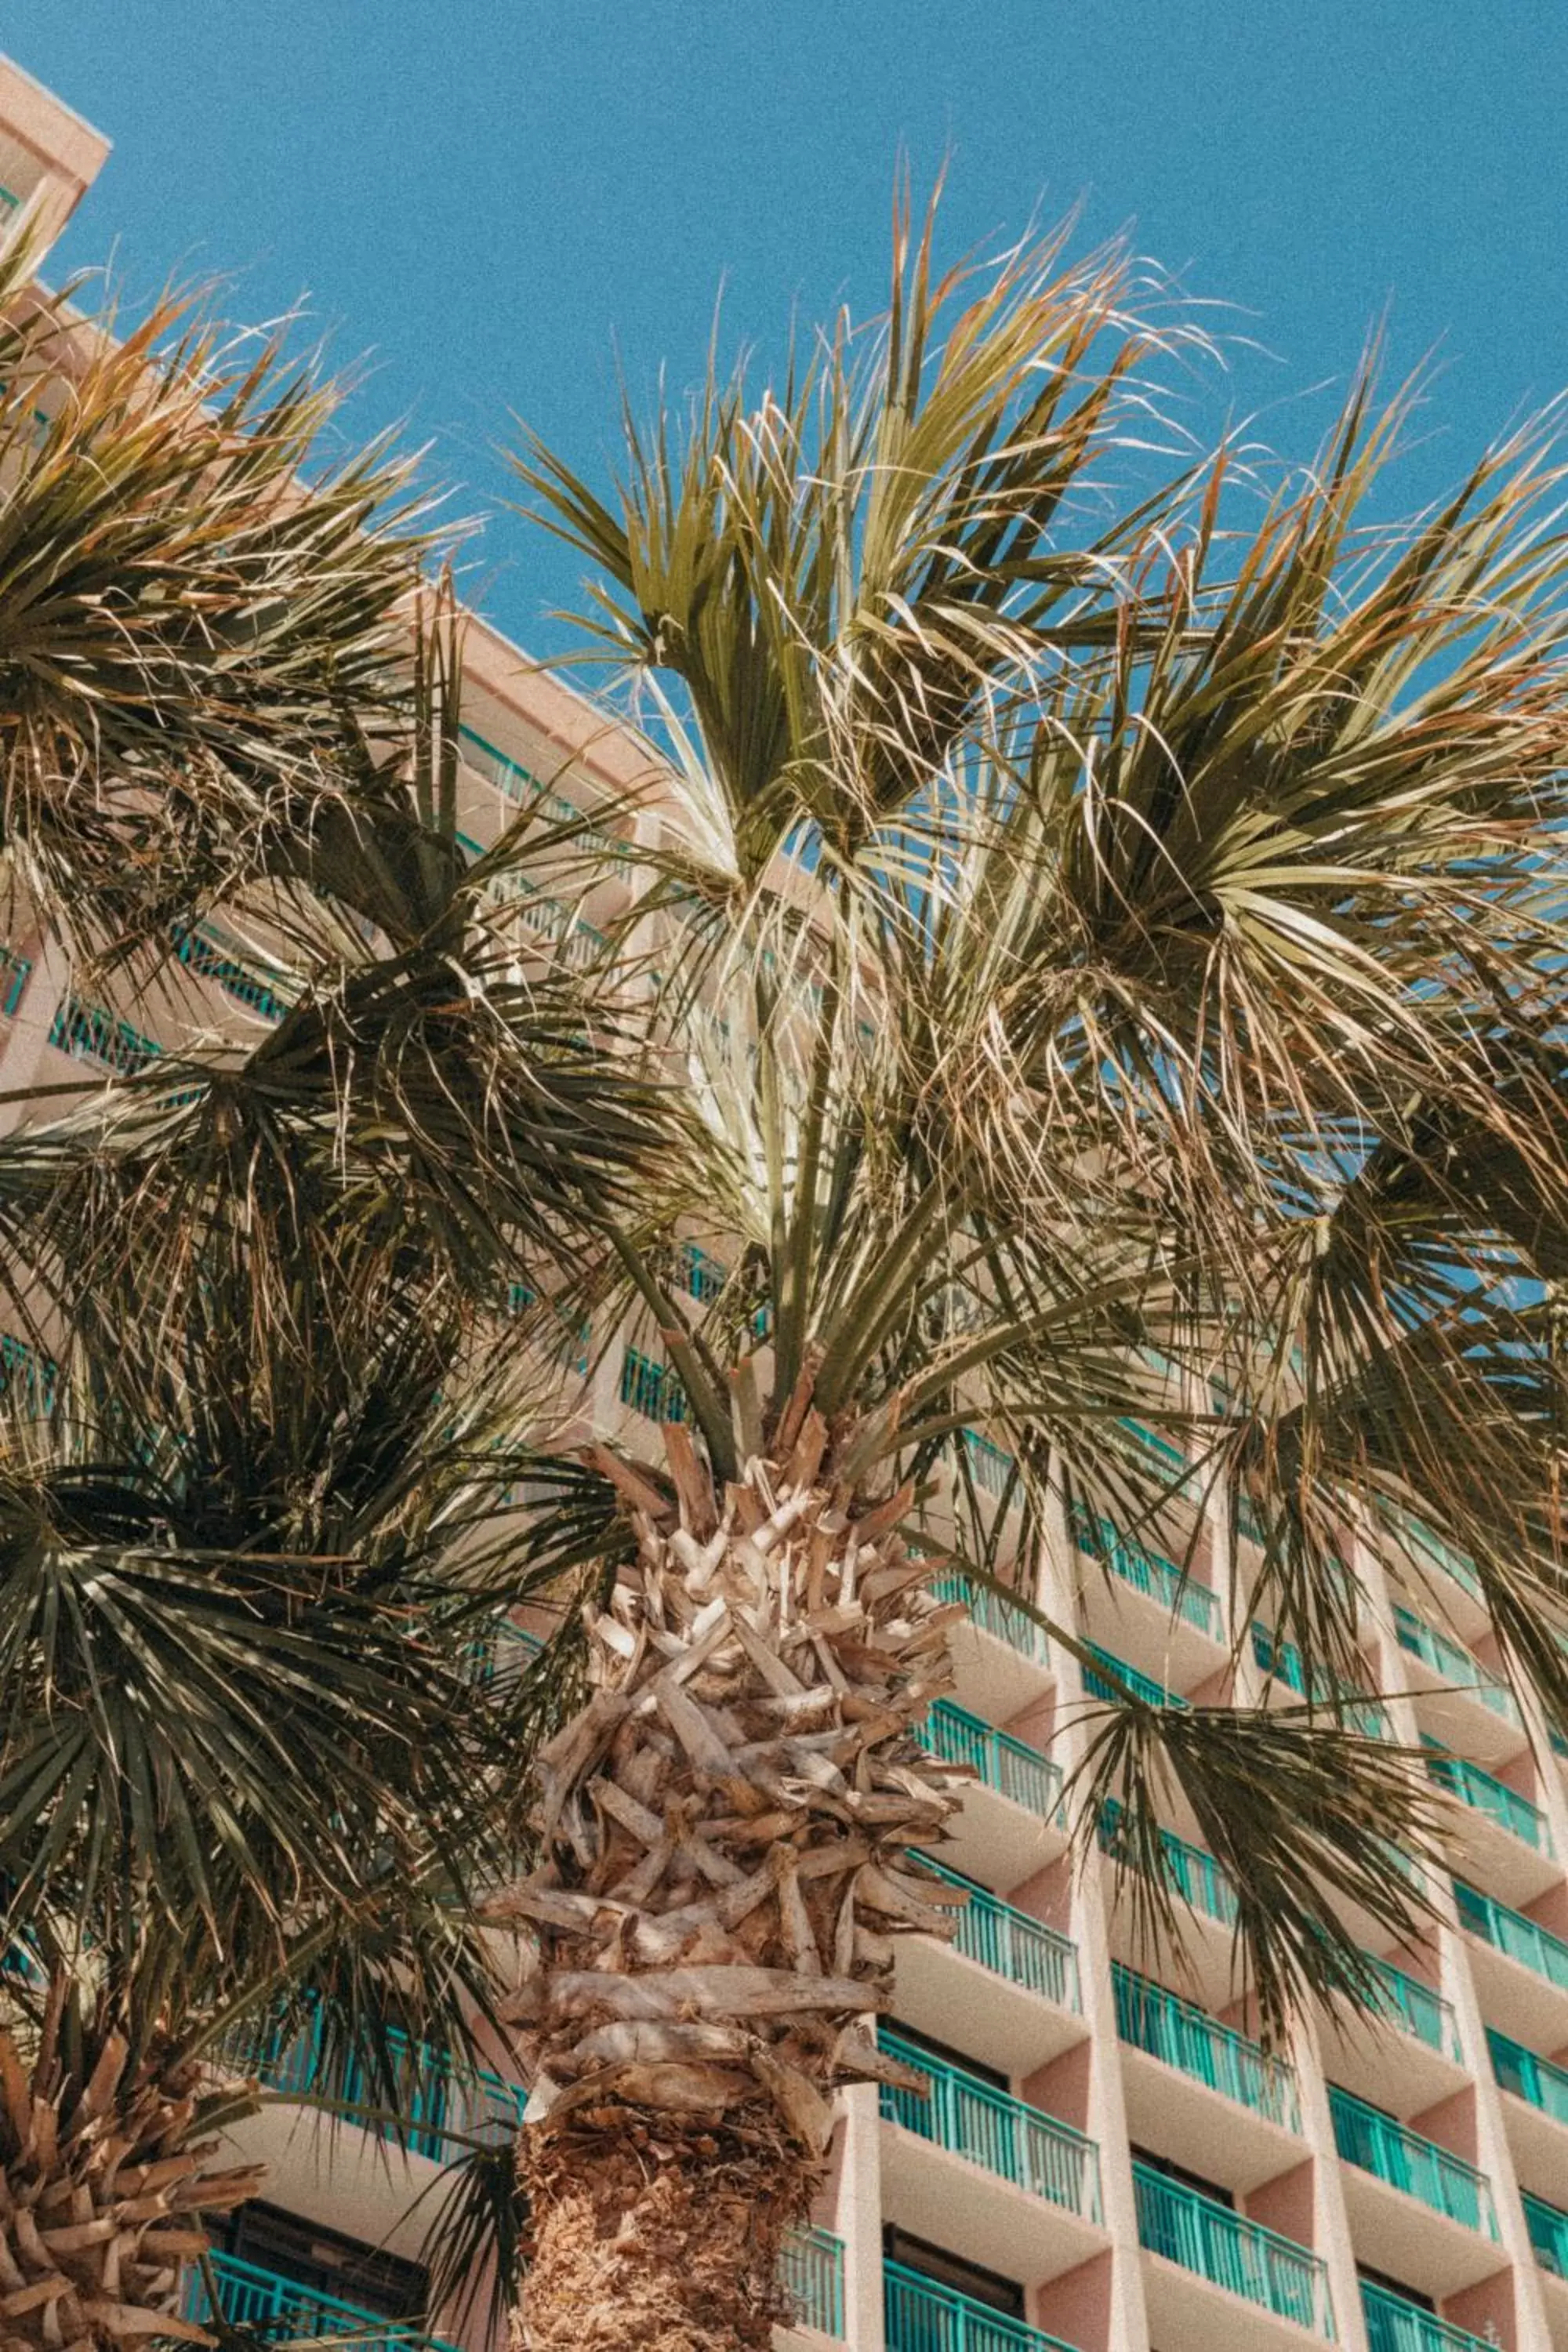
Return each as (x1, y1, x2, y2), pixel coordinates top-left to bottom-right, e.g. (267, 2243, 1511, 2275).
(1112, 1963, 1299, 2129)
(225, 2007, 524, 2161)
(1392, 1607, 1520, 1725)
(1425, 1741, 1552, 1854)
(172, 920, 292, 1024)
(1362, 1953, 1461, 2059)
(1081, 1642, 1184, 1710)
(930, 1570, 1051, 1665)
(879, 2026, 1101, 2221)
(48, 993, 161, 1076)
(183, 2252, 458, 2352)
(0, 944, 31, 1019)
(1327, 2086, 1497, 2236)
(458, 723, 629, 869)
(1403, 1521, 1484, 1605)
(1120, 1417, 1189, 1475)
(1250, 1623, 1389, 1737)
(620, 1344, 688, 1423)
(961, 1429, 1018, 1499)
(1523, 2187, 1568, 2278)
(1131, 2161, 1332, 2335)
(1487, 2025, 1568, 2126)
(1068, 1501, 1221, 1640)
(921, 1700, 1064, 1822)
(884, 2262, 1073, 2352)
(1453, 1877, 1568, 1990)
(1098, 1798, 1239, 1927)
(916, 1857, 1080, 2010)
(779, 2226, 844, 2337)
(471, 1616, 543, 1690)
(1361, 2280, 1491, 2352)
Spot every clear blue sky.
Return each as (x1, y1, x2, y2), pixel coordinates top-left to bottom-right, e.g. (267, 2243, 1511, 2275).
(7, 2, 1566, 658)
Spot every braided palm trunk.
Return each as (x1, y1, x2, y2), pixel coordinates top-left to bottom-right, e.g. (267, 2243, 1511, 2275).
(498, 1399, 967, 2352)
(0, 2007, 260, 2352)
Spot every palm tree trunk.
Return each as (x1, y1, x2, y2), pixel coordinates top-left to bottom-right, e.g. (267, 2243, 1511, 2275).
(499, 1397, 964, 2350)
(0, 1991, 262, 2352)
(517, 2110, 807, 2352)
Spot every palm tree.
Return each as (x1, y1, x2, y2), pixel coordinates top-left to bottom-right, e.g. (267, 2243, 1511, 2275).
(0, 257, 666, 2352)
(483, 212, 1568, 2350)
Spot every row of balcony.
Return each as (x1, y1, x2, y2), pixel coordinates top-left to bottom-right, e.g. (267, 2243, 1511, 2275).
(190, 2235, 849, 2351)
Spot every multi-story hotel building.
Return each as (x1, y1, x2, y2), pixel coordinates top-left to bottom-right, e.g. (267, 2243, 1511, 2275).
(6, 51, 1568, 2352)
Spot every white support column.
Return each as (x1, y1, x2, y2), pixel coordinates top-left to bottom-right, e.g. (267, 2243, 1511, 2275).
(836, 2084, 885, 2352)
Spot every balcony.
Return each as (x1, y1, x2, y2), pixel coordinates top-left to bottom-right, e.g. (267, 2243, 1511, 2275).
(884, 2262, 1073, 2352)
(48, 992, 161, 1078)
(779, 2227, 844, 2339)
(930, 1569, 1055, 1721)
(878, 2029, 1104, 2285)
(1360, 2281, 1492, 2352)
(183, 2252, 456, 2352)
(1113, 1962, 1299, 2125)
(1098, 1798, 1239, 2004)
(1526, 2187, 1568, 2278)
(1486, 2025, 1568, 2198)
(1081, 1642, 1185, 1710)
(1319, 1952, 1465, 2118)
(1069, 1501, 1221, 1639)
(1070, 1502, 1224, 1692)
(1131, 2161, 1334, 2341)
(897, 1858, 1085, 2077)
(1454, 1877, 1568, 2045)
(1250, 1623, 1389, 1740)
(227, 2006, 524, 2162)
(1328, 2086, 1500, 2293)
(1114, 1962, 1302, 2194)
(1425, 1742, 1556, 1904)
(1363, 1955, 1461, 2059)
(1393, 1606, 1522, 1764)
(960, 1429, 1018, 1504)
(920, 1700, 1068, 1891)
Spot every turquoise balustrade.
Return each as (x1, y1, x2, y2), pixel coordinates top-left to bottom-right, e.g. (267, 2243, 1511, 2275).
(1523, 2188, 1568, 2278)
(1361, 2280, 1491, 2352)
(1069, 1501, 1221, 1639)
(172, 920, 292, 1024)
(1098, 1798, 1238, 1927)
(1453, 1877, 1568, 1990)
(1403, 1521, 1484, 1603)
(884, 2262, 1075, 2352)
(471, 1616, 543, 1690)
(620, 1344, 688, 1423)
(458, 723, 628, 867)
(226, 2006, 524, 2161)
(1131, 2162, 1333, 2335)
(1487, 2025, 1568, 2125)
(961, 1430, 1018, 1499)
(1250, 1622, 1388, 1737)
(0, 945, 30, 1019)
(930, 1570, 1050, 1665)
(1120, 1417, 1189, 1474)
(1362, 1953, 1460, 2058)
(1081, 1642, 1184, 1710)
(183, 2252, 458, 2352)
(1327, 2086, 1497, 2236)
(879, 2026, 1101, 2220)
(1425, 1740, 1552, 1854)
(49, 993, 160, 1076)
(1392, 1607, 1520, 1724)
(921, 1700, 1064, 1821)
(916, 1857, 1080, 2010)
(779, 2226, 844, 2337)
(1111, 1962, 1299, 2129)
